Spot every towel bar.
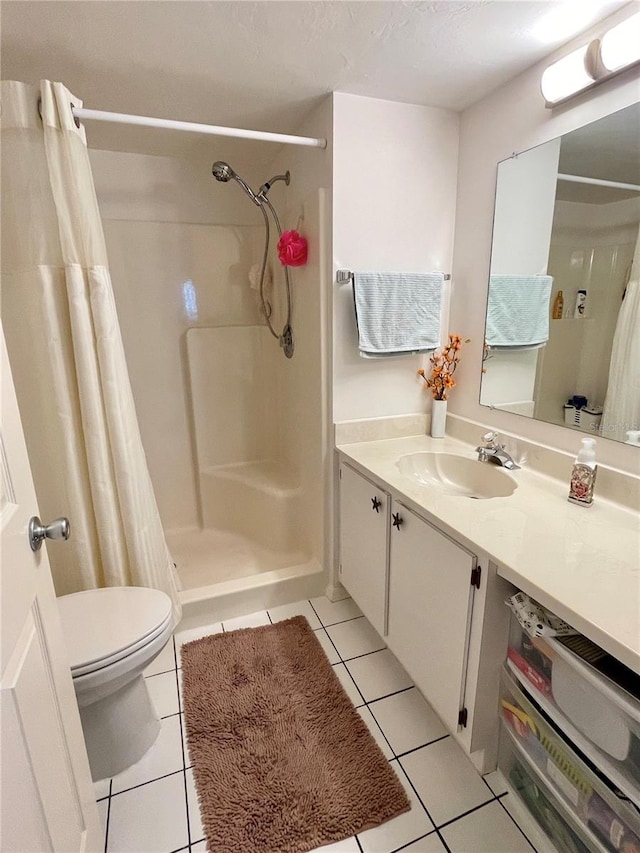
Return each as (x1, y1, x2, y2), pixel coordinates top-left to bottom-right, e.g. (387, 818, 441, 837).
(337, 269, 450, 284)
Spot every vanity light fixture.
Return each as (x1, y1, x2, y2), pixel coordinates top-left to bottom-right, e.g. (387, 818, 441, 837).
(541, 44, 595, 105)
(541, 11, 640, 107)
(600, 12, 640, 72)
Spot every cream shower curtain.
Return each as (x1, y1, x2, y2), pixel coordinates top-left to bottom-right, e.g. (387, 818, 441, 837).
(1, 80, 181, 624)
(601, 227, 640, 444)
(601, 279, 640, 443)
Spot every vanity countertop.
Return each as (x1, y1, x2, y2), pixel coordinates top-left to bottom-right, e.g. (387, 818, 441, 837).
(336, 434, 640, 675)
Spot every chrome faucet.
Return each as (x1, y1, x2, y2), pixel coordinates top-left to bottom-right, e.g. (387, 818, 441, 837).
(475, 432, 520, 470)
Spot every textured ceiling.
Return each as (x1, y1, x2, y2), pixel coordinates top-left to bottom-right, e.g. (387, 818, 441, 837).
(0, 0, 632, 159)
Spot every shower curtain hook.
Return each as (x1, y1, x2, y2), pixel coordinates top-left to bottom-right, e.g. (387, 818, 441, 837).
(69, 102, 81, 129)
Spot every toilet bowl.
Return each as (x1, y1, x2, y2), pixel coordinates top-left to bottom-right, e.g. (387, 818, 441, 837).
(58, 586, 174, 781)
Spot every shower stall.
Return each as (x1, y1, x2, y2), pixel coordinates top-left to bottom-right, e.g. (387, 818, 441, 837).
(88, 133, 330, 620)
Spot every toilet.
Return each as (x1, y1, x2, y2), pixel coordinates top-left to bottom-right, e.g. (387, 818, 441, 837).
(58, 586, 174, 781)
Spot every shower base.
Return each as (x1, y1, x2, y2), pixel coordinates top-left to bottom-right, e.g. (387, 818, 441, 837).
(167, 527, 308, 590)
(166, 527, 325, 629)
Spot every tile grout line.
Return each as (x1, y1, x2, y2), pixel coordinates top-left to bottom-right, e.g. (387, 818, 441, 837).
(309, 600, 348, 666)
(496, 794, 540, 853)
(359, 702, 396, 758)
(103, 779, 112, 853)
(391, 733, 451, 761)
(175, 634, 192, 853)
(390, 828, 446, 853)
(340, 645, 388, 664)
(393, 759, 447, 851)
(110, 766, 185, 798)
(307, 600, 365, 632)
(432, 794, 499, 832)
(357, 682, 414, 706)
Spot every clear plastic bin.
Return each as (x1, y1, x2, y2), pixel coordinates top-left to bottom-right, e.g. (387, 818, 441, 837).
(499, 665, 640, 852)
(507, 611, 640, 804)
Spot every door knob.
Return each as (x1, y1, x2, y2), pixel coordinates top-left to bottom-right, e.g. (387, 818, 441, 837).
(371, 496, 382, 512)
(28, 516, 70, 552)
(392, 512, 404, 530)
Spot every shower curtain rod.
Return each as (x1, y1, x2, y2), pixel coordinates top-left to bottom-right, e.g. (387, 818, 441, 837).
(70, 106, 328, 149)
(558, 173, 640, 192)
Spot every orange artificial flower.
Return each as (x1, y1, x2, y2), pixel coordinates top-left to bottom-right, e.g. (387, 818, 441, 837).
(416, 334, 470, 400)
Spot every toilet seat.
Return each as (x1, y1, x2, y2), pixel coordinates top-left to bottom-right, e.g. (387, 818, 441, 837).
(58, 587, 173, 677)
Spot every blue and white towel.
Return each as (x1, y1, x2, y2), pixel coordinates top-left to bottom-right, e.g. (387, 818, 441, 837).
(485, 274, 553, 348)
(352, 271, 443, 357)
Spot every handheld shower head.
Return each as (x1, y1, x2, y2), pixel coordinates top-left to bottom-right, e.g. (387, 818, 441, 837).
(211, 161, 234, 182)
(212, 160, 260, 204)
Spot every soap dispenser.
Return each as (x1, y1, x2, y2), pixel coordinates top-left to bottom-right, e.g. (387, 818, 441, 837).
(568, 437, 597, 507)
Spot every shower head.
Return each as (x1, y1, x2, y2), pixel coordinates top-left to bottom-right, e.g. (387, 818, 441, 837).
(211, 161, 234, 182)
(212, 160, 260, 205)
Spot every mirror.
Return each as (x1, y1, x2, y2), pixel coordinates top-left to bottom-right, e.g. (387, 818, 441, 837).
(480, 103, 640, 446)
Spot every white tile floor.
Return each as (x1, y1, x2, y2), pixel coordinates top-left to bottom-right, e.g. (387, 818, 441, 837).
(96, 596, 538, 853)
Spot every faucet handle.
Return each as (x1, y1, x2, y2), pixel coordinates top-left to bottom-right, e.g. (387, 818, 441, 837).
(482, 431, 500, 447)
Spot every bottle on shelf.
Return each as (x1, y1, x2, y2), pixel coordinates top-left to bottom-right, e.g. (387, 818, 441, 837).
(552, 290, 564, 319)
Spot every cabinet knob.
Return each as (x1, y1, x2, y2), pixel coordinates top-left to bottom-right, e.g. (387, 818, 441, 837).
(392, 512, 403, 530)
(371, 496, 382, 513)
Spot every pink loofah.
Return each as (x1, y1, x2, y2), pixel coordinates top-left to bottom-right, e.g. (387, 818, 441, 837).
(277, 230, 308, 266)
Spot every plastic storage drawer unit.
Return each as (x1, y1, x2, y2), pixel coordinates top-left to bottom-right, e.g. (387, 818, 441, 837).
(507, 612, 640, 803)
(499, 666, 640, 853)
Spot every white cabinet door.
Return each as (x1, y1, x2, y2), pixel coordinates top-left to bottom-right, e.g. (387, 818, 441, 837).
(387, 499, 477, 732)
(339, 463, 389, 635)
(0, 331, 101, 852)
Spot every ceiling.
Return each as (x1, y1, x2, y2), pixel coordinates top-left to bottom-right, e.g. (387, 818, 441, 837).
(0, 0, 632, 160)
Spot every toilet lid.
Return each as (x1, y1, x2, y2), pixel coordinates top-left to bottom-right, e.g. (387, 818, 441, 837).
(58, 587, 173, 675)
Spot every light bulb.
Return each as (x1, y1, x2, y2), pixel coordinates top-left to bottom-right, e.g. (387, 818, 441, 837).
(541, 45, 594, 104)
(600, 12, 640, 72)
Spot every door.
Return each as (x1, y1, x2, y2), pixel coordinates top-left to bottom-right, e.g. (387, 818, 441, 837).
(0, 331, 101, 852)
(339, 462, 389, 636)
(387, 500, 477, 732)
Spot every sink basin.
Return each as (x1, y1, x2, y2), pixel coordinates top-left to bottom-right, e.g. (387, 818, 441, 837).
(396, 452, 518, 499)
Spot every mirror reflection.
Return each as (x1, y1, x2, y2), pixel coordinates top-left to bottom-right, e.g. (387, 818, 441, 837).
(480, 103, 640, 446)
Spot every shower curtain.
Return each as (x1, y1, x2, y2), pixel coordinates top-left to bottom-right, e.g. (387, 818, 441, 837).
(601, 279, 640, 443)
(1, 80, 181, 625)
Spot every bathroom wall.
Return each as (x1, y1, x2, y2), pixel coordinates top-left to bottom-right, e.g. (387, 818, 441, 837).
(90, 148, 272, 531)
(332, 93, 460, 423)
(449, 4, 640, 471)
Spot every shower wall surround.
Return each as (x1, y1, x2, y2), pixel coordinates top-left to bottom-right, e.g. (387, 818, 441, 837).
(90, 148, 274, 532)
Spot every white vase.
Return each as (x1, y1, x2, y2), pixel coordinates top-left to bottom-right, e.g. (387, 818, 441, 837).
(430, 399, 447, 438)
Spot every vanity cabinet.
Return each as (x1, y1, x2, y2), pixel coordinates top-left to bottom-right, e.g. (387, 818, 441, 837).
(338, 462, 389, 636)
(387, 499, 478, 734)
(338, 458, 513, 770)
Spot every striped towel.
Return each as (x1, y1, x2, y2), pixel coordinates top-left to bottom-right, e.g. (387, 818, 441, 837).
(486, 275, 553, 348)
(352, 272, 443, 357)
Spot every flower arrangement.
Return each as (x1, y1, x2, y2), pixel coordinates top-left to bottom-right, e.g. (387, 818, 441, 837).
(417, 334, 469, 400)
(277, 230, 308, 267)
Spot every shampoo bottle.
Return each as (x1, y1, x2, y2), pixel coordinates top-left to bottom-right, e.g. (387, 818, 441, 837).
(568, 437, 597, 507)
(552, 290, 564, 319)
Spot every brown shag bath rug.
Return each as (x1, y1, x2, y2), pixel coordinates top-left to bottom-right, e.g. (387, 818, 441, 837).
(181, 615, 410, 853)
